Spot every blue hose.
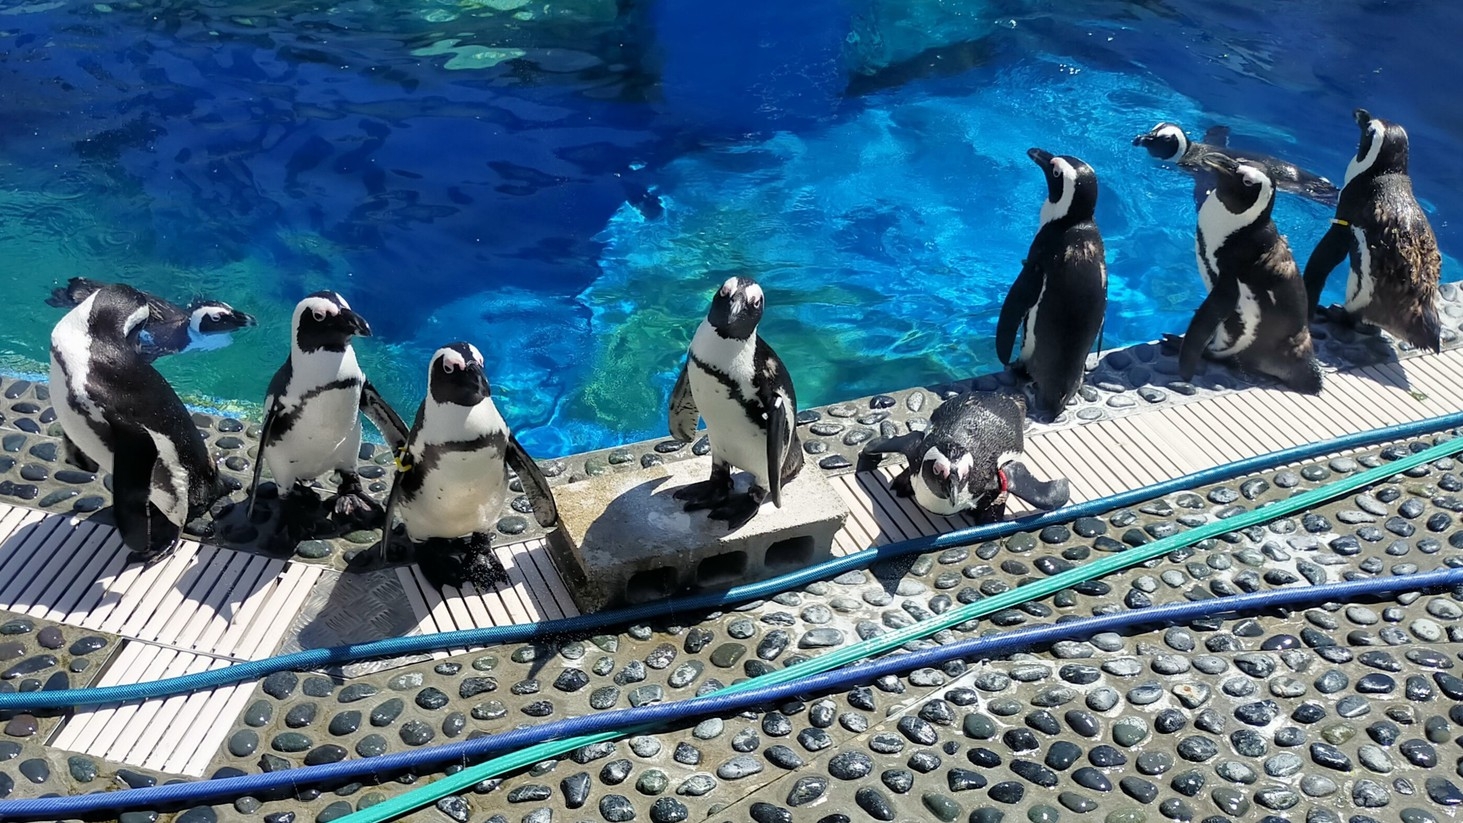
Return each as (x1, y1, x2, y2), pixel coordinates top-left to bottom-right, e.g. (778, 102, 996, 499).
(2, 566, 1458, 821)
(1, 412, 1459, 713)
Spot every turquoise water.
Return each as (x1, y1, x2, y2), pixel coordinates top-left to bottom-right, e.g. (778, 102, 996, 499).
(0, 0, 1458, 456)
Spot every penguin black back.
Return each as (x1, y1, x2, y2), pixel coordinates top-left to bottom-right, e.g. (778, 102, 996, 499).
(1303, 109, 1441, 353)
(995, 148, 1107, 418)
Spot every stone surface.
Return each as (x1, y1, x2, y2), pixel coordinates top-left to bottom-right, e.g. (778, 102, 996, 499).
(547, 457, 849, 612)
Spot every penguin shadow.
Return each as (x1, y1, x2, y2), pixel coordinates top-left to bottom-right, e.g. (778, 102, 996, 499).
(1308, 310, 1418, 393)
(0, 506, 275, 627)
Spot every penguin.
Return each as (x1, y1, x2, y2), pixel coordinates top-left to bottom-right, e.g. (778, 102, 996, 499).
(46, 277, 255, 361)
(861, 392, 1070, 520)
(350, 343, 558, 590)
(1179, 154, 1324, 393)
(995, 147, 1108, 418)
(247, 291, 408, 552)
(49, 284, 228, 562)
(668, 276, 803, 531)
(1302, 108, 1442, 353)
(1134, 122, 1340, 209)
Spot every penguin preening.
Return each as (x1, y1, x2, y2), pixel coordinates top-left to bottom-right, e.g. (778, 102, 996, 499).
(996, 147, 1108, 419)
(49, 284, 228, 562)
(46, 277, 254, 361)
(861, 392, 1069, 520)
(1180, 154, 1324, 393)
(1134, 122, 1340, 209)
(248, 291, 408, 553)
(1303, 109, 1442, 353)
(668, 276, 803, 531)
(351, 342, 558, 590)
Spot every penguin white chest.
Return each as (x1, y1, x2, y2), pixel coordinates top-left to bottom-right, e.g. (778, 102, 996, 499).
(400, 451, 510, 540)
(400, 402, 511, 540)
(1346, 226, 1376, 311)
(269, 353, 366, 486)
(1209, 284, 1262, 356)
(1018, 279, 1048, 365)
(687, 324, 773, 488)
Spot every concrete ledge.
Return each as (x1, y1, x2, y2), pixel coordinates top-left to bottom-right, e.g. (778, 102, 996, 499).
(548, 457, 850, 613)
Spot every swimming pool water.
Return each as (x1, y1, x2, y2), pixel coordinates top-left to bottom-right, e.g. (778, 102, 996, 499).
(0, 0, 1458, 457)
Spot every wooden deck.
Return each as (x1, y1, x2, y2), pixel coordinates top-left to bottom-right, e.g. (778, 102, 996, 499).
(0, 345, 1459, 773)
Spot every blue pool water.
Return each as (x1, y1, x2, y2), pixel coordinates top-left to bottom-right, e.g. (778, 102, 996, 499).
(0, 0, 1459, 457)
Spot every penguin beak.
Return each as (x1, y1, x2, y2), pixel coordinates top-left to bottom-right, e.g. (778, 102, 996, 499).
(227, 309, 256, 330)
(1132, 132, 1151, 147)
(340, 308, 372, 338)
(1026, 147, 1054, 167)
(1354, 108, 1372, 128)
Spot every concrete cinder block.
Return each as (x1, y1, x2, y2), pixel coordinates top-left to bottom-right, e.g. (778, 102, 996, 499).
(547, 457, 850, 613)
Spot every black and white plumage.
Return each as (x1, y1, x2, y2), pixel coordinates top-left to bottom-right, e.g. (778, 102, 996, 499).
(669, 276, 803, 531)
(861, 392, 1069, 520)
(46, 277, 254, 361)
(1134, 122, 1340, 209)
(1180, 154, 1323, 393)
(996, 148, 1108, 418)
(248, 291, 408, 552)
(353, 343, 558, 590)
(1303, 109, 1442, 353)
(49, 284, 227, 562)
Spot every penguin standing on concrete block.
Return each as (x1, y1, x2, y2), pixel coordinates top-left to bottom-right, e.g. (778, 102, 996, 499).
(1180, 154, 1323, 393)
(669, 276, 803, 531)
(350, 342, 558, 590)
(46, 277, 255, 361)
(996, 148, 1108, 419)
(1303, 109, 1442, 353)
(861, 392, 1069, 521)
(247, 291, 408, 553)
(49, 284, 228, 562)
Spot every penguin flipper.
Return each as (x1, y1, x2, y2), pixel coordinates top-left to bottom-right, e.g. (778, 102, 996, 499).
(668, 359, 700, 443)
(1201, 125, 1231, 147)
(1303, 223, 1351, 315)
(862, 432, 924, 461)
(360, 381, 409, 453)
(246, 400, 281, 520)
(995, 261, 1042, 366)
(1178, 281, 1239, 380)
(505, 432, 558, 528)
(1003, 460, 1070, 511)
(763, 392, 793, 508)
(110, 426, 172, 559)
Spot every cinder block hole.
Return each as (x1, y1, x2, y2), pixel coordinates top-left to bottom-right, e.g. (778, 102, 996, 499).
(625, 566, 679, 604)
(696, 551, 748, 587)
(765, 535, 815, 569)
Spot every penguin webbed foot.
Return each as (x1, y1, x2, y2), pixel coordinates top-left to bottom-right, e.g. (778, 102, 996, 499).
(125, 506, 182, 566)
(331, 473, 384, 528)
(678, 476, 737, 508)
(709, 487, 767, 532)
(890, 469, 915, 498)
(416, 535, 509, 591)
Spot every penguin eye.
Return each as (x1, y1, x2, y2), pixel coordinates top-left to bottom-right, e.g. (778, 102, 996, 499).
(311, 310, 326, 322)
(1051, 167, 1060, 179)
(442, 360, 458, 374)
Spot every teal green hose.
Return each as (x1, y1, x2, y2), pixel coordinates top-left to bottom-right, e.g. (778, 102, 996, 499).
(336, 430, 1463, 823)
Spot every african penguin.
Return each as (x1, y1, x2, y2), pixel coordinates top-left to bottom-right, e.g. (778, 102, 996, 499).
(49, 284, 227, 562)
(996, 147, 1108, 419)
(668, 276, 803, 531)
(1134, 122, 1340, 209)
(1303, 108, 1442, 353)
(350, 343, 558, 590)
(248, 291, 408, 553)
(861, 392, 1069, 521)
(1180, 154, 1323, 393)
(47, 277, 254, 361)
